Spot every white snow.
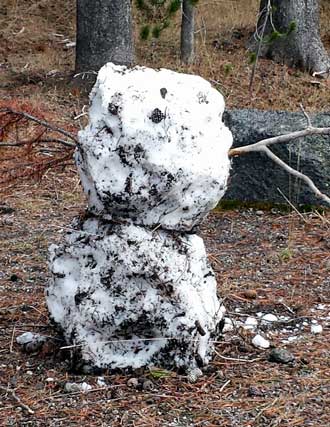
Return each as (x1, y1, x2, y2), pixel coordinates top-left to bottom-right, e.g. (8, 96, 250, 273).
(252, 334, 270, 349)
(47, 63, 231, 372)
(64, 382, 92, 393)
(244, 316, 258, 330)
(47, 219, 224, 370)
(287, 336, 299, 342)
(76, 63, 232, 231)
(187, 367, 203, 383)
(16, 332, 35, 345)
(97, 377, 107, 387)
(222, 317, 235, 333)
(261, 313, 278, 323)
(16, 332, 46, 345)
(311, 324, 323, 334)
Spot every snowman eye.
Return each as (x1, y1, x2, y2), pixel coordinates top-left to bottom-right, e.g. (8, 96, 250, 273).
(160, 88, 167, 99)
(108, 103, 119, 115)
(150, 108, 165, 124)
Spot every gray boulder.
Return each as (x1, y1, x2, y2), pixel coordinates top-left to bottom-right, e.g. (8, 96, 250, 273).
(223, 109, 330, 206)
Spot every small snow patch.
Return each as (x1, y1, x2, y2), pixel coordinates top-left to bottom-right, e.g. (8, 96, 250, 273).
(222, 317, 234, 333)
(252, 334, 270, 349)
(243, 316, 258, 330)
(64, 382, 92, 393)
(311, 324, 323, 334)
(261, 313, 278, 323)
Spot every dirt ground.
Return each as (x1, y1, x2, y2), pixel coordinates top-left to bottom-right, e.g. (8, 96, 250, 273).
(1, 174, 330, 426)
(1, 1, 330, 426)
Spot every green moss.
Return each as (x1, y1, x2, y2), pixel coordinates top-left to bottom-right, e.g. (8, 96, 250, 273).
(214, 199, 329, 214)
(278, 247, 293, 262)
(215, 200, 288, 212)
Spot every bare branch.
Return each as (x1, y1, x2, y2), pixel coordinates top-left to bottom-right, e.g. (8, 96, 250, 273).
(0, 108, 78, 144)
(214, 350, 262, 363)
(263, 146, 330, 205)
(299, 103, 312, 128)
(228, 123, 330, 206)
(0, 142, 26, 147)
(229, 126, 330, 157)
(312, 69, 330, 78)
(249, 0, 272, 93)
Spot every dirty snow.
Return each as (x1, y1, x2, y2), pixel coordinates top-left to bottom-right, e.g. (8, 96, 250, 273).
(76, 63, 232, 231)
(46, 63, 233, 371)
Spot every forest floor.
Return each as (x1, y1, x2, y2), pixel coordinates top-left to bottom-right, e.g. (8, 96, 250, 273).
(1, 0, 330, 426)
(1, 175, 330, 427)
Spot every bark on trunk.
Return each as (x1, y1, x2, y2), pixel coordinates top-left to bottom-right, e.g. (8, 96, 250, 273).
(181, 0, 195, 64)
(75, 0, 134, 74)
(256, 0, 329, 74)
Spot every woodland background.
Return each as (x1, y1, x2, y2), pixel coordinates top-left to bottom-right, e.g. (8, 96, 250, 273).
(0, 1, 330, 426)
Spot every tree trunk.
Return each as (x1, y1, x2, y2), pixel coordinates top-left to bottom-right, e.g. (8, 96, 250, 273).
(256, 0, 329, 74)
(75, 0, 134, 74)
(180, 0, 195, 64)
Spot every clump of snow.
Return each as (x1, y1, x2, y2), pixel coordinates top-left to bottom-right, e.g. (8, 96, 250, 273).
(76, 63, 232, 232)
(16, 332, 38, 345)
(16, 332, 46, 352)
(97, 377, 107, 387)
(252, 334, 270, 349)
(244, 316, 258, 330)
(47, 217, 225, 370)
(187, 367, 203, 383)
(261, 313, 278, 323)
(64, 382, 92, 393)
(311, 324, 323, 334)
(222, 317, 235, 333)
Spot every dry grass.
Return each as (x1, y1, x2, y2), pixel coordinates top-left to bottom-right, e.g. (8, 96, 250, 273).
(1, 0, 330, 112)
(1, 0, 75, 72)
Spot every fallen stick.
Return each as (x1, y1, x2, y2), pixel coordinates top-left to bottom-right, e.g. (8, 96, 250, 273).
(228, 111, 330, 206)
(0, 385, 35, 415)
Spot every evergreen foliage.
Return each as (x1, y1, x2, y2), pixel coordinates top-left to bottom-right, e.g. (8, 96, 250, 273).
(136, 0, 198, 40)
(262, 20, 297, 44)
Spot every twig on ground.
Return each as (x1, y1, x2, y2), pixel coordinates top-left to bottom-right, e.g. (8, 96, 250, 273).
(254, 397, 279, 421)
(214, 350, 262, 363)
(312, 69, 330, 78)
(277, 188, 307, 222)
(0, 385, 35, 415)
(9, 326, 15, 353)
(219, 379, 231, 393)
(39, 138, 76, 148)
(73, 71, 98, 79)
(279, 301, 296, 315)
